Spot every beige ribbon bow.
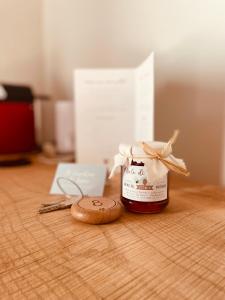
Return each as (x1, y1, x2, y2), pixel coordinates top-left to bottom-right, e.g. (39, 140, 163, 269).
(139, 130, 190, 177)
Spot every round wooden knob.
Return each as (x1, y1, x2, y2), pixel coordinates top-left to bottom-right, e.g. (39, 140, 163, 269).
(71, 197, 122, 224)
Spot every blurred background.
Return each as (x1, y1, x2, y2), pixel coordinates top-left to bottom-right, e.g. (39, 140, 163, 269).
(0, 0, 225, 185)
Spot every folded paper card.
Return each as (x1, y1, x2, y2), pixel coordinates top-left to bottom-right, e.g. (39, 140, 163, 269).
(50, 163, 107, 196)
(74, 52, 154, 164)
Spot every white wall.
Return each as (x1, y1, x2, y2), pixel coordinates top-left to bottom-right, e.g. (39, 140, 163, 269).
(1, 0, 225, 184)
(0, 0, 44, 92)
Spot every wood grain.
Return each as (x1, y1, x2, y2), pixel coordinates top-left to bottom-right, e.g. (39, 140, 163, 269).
(0, 162, 225, 299)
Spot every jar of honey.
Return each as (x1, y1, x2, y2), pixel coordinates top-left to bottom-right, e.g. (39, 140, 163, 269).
(120, 142, 169, 213)
(109, 131, 189, 214)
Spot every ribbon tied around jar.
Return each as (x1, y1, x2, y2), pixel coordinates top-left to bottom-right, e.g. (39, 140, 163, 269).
(109, 130, 189, 182)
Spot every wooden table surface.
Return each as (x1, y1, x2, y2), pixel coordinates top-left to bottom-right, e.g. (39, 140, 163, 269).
(1, 162, 225, 300)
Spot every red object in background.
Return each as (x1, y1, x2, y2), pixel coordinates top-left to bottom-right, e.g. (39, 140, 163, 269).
(0, 102, 36, 154)
(0, 84, 36, 155)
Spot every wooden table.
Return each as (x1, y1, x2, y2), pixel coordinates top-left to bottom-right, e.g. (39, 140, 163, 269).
(1, 162, 225, 300)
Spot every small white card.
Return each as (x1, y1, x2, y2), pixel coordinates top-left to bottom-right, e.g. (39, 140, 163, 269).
(50, 163, 107, 196)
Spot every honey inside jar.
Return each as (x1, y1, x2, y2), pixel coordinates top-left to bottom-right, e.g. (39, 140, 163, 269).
(121, 160, 169, 213)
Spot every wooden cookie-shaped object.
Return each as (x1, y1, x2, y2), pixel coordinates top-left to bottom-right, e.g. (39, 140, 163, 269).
(71, 197, 122, 224)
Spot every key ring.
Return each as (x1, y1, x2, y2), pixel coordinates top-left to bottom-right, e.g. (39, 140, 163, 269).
(56, 177, 84, 200)
(39, 177, 84, 213)
(39, 177, 122, 223)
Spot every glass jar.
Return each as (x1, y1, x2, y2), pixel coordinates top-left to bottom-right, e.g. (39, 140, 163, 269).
(120, 142, 169, 213)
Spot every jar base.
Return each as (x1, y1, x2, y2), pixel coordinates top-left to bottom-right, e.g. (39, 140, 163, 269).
(121, 198, 169, 214)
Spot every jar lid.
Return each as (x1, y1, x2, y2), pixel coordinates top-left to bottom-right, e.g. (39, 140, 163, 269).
(109, 131, 189, 181)
(119, 141, 167, 160)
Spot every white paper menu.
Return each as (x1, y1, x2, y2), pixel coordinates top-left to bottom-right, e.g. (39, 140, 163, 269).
(74, 53, 154, 164)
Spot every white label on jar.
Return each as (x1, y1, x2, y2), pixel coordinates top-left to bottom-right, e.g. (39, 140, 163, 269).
(122, 165, 167, 202)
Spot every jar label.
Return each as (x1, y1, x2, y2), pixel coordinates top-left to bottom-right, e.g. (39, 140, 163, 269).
(122, 165, 167, 202)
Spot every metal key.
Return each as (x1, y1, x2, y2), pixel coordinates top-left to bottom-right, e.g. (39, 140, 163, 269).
(39, 197, 76, 214)
(38, 177, 84, 214)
